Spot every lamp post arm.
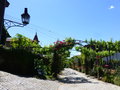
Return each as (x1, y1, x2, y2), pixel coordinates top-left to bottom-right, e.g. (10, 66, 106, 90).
(4, 19, 26, 30)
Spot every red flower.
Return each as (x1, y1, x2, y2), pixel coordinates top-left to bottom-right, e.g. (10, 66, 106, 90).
(50, 45, 53, 47)
(96, 56, 100, 59)
(60, 41, 63, 44)
(104, 64, 109, 68)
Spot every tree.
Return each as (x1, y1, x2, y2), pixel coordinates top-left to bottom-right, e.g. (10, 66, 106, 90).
(11, 34, 41, 53)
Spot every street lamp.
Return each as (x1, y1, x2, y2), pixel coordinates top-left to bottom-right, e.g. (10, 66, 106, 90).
(4, 8, 30, 29)
(21, 8, 30, 25)
(0, 0, 30, 44)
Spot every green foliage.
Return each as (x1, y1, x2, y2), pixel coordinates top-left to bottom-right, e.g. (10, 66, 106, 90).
(4, 33, 120, 85)
(102, 74, 114, 83)
(33, 37, 76, 78)
(34, 58, 54, 79)
(112, 67, 120, 85)
(114, 76, 120, 85)
(11, 34, 41, 54)
(0, 34, 42, 75)
(74, 39, 119, 80)
(50, 38, 76, 78)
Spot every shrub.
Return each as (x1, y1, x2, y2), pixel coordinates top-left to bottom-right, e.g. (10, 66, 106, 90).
(92, 66, 104, 78)
(114, 76, 120, 86)
(102, 74, 114, 83)
(0, 48, 36, 75)
(34, 57, 54, 79)
(113, 66, 120, 85)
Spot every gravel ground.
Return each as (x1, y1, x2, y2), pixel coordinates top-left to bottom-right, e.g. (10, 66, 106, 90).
(58, 68, 120, 90)
(0, 71, 61, 90)
(1, 68, 120, 90)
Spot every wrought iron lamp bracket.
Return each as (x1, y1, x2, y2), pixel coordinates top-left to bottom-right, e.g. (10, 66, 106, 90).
(4, 19, 26, 30)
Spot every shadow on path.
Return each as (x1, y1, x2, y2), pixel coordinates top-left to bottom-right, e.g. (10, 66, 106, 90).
(58, 76, 93, 84)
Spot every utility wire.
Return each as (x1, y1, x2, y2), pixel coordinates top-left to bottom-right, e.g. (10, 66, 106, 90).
(5, 14, 67, 39)
(26, 25, 58, 40)
(5, 14, 59, 45)
(5, 14, 80, 46)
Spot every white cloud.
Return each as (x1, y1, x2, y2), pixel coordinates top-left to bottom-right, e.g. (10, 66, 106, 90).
(108, 5, 115, 9)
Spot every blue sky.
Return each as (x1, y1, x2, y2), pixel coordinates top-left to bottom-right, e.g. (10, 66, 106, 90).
(5, 0, 120, 47)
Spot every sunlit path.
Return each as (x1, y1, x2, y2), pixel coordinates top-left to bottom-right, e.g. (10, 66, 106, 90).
(1, 68, 120, 90)
(58, 68, 120, 90)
